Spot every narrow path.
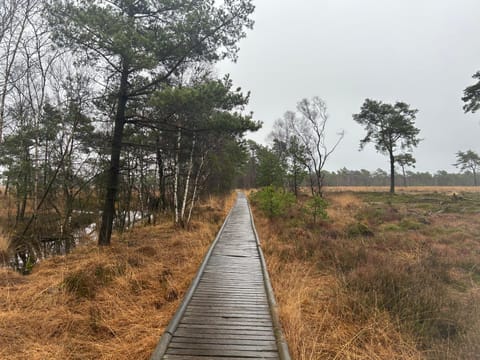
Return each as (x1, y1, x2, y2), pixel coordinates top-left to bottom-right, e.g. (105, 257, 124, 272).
(151, 193, 289, 359)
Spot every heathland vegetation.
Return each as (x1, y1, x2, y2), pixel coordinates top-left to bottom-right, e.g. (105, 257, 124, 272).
(250, 187, 480, 359)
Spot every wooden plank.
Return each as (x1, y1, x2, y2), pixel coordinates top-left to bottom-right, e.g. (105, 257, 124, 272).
(167, 342, 277, 352)
(181, 314, 272, 321)
(164, 356, 276, 360)
(179, 317, 273, 327)
(197, 281, 265, 286)
(165, 348, 279, 358)
(185, 306, 270, 318)
(187, 301, 269, 307)
(171, 337, 277, 346)
(191, 294, 267, 299)
(173, 329, 275, 340)
(191, 292, 266, 298)
(186, 304, 270, 310)
(191, 293, 265, 298)
(193, 289, 265, 295)
(189, 297, 268, 303)
(184, 311, 272, 318)
(176, 324, 274, 333)
(179, 322, 273, 330)
(185, 306, 270, 312)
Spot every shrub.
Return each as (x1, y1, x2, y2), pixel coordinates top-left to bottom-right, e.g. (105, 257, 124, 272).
(250, 186, 295, 218)
(346, 222, 374, 237)
(303, 195, 328, 225)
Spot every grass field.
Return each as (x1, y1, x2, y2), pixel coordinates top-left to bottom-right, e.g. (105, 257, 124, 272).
(252, 187, 480, 359)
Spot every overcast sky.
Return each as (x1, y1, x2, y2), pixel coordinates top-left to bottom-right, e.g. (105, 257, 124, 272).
(217, 0, 480, 173)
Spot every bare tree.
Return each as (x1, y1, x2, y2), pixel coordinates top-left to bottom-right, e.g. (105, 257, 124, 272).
(0, 0, 38, 142)
(291, 97, 344, 195)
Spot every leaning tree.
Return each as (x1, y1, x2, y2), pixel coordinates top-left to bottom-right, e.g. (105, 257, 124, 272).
(454, 149, 480, 186)
(48, 0, 255, 245)
(353, 99, 421, 193)
(395, 153, 416, 187)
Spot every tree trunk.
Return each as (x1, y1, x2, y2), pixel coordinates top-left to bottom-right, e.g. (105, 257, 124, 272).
(402, 166, 407, 187)
(316, 169, 324, 197)
(33, 126, 39, 223)
(187, 153, 205, 226)
(4, 176, 9, 197)
(98, 64, 129, 246)
(309, 174, 315, 196)
(389, 152, 395, 193)
(122, 157, 135, 231)
(180, 135, 195, 226)
(315, 170, 320, 195)
(139, 155, 146, 218)
(156, 135, 167, 210)
(293, 167, 298, 197)
(173, 129, 182, 225)
(474, 169, 477, 186)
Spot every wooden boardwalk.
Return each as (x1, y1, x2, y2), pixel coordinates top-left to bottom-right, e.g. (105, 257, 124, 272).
(151, 193, 290, 360)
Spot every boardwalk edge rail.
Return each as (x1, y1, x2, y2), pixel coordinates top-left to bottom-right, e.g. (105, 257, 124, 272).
(149, 204, 234, 360)
(247, 196, 292, 360)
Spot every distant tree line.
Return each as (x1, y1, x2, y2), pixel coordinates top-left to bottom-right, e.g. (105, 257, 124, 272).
(239, 159, 480, 190)
(323, 168, 479, 187)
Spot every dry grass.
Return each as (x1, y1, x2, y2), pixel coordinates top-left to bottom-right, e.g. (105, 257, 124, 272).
(257, 217, 421, 359)
(253, 190, 480, 359)
(0, 193, 236, 360)
(0, 232, 10, 253)
(0, 231, 11, 264)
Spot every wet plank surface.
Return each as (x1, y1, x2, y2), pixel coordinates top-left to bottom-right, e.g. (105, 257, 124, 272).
(163, 193, 279, 359)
